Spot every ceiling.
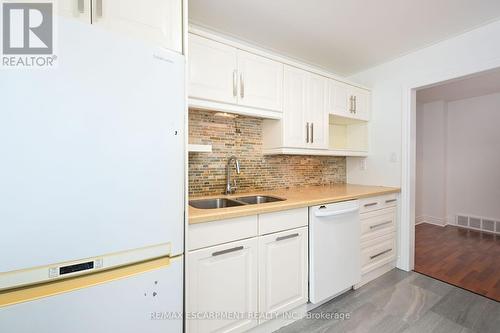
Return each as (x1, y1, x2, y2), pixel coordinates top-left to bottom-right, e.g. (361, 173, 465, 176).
(417, 68, 500, 103)
(189, 0, 500, 76)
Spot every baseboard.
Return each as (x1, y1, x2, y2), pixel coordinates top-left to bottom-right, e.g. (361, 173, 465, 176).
(354, 261, 396, 289)
(415, 215, 446, 227)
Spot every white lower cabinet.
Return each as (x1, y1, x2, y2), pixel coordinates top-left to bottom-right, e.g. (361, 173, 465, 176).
(187, 209, 309, 333)
(187, 238, 258, 333)
(355, 195, 398, 288)
(259, 227, 308, 320)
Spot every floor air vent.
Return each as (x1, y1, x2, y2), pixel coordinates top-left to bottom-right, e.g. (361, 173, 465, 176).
(455, 214, 500, 235)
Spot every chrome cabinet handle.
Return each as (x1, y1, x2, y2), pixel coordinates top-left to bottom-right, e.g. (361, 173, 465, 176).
(370, 221, 392, 229)
(364, 202, 378, 207)
(306, 122, 310, 143)
(370, 249, 392, 260)
(232, 70, 237, 97)
(78, 0, 84, 13)
(240, 73, 244, 98)
(311, 123, 314, 143)
(354, 96, 357, 113)
(276, 233, 299, 242)
(385, 199, 397, 203)
(349, 96, 354, 113)
(212, 246, 244, 257)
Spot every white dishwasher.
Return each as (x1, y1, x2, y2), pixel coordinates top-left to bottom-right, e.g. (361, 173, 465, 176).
(309, 200, 361, 304)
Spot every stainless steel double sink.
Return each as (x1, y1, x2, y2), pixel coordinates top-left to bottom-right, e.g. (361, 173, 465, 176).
(189, 195, 285, 209)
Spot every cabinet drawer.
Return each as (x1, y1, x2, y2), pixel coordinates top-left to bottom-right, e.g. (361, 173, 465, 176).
(361, 207, 396, 242)
(359, 193, 397, 214)
(188, 215, 258, 251)
(361, 233, 396, 274)
(258, 208, 308, 235)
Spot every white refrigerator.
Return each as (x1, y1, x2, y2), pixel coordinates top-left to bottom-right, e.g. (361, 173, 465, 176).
(0, 16, 184, 332)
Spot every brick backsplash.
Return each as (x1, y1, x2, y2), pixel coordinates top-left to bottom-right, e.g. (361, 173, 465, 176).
(189, 110, 346, 196)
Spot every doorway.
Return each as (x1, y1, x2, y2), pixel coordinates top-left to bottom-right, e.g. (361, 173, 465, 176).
(412, 68, 500, 301)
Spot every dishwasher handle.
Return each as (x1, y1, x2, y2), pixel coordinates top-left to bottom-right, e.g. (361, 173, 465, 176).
(314, 206, 359, 217)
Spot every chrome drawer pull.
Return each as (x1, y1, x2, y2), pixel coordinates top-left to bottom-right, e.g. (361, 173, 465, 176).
(370, 221, 392, 229)
(385, 199, 397, 203)
(370, 249, 392, 260)
(276, 233, 299, 242)
(212, 246, 244, 257)
(364, 202, 378, 207)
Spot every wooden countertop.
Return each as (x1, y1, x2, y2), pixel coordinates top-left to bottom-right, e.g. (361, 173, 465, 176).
(189, 184, 400, 224)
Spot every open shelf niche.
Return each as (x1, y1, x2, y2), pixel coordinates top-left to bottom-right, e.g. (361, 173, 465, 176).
(328, 114, 369, 153)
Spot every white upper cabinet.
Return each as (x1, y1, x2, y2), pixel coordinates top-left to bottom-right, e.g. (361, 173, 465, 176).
(189, 29, 372, 156)
(188, 33, 284, 116)
(259, 227, 308, 318)
(351, 87, 370, 121)
(237, 50, 283, 112)
(307, 73, 329, 149)
(328, 80, 351, 119)
(282, 66, 308, 148)
(266, 65, 328, 151)
(59, 0, 92, 23)
(328, 80, 370, 121)
(60, 0, 182, 53)
(92, 0, 182, 52)
(189, 34, 238, 104)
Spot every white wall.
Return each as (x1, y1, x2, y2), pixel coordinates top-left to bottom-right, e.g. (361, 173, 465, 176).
(346, 19, 500, 270)
(416, 93, 500, 226)
(347, 19, 500, 187)
(415, 101, 447, 225)
(446, 93, 500, 221)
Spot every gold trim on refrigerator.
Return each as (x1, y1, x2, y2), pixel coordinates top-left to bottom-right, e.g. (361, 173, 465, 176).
(0, 255, 182, 308)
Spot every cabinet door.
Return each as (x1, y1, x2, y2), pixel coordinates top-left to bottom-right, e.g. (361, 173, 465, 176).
(237, 50, 283, 112)
(282, 65, 307, 148)
(307, 73, 329, 149)
(59, 0, 92, 23)
(188, 34, 238, 104)
(328, 80, 352, 118)
(91, 0, 182, 52)
(352, 88, 370, 121)
(259, 227, 308, 319)
(187, 238, 258, 333)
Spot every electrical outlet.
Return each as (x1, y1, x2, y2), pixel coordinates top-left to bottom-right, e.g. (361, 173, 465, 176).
(390, 152, 398, 163)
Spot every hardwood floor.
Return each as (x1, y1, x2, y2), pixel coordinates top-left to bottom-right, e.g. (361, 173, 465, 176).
(415, 223, 500, 301)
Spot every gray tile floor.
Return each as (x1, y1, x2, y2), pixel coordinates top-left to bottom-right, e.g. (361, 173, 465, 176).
(276, 269, 500, 333)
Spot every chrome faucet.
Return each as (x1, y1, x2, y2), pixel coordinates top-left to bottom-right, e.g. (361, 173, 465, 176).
(225, 155, 241, 195)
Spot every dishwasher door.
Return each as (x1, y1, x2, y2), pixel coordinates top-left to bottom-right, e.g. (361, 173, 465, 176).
(309, 200, 361, 304)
